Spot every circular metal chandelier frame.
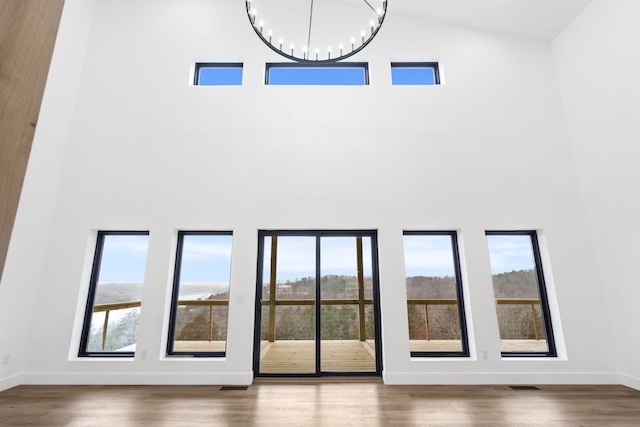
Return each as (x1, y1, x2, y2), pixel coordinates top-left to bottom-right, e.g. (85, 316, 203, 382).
(245, 0, 387, 63)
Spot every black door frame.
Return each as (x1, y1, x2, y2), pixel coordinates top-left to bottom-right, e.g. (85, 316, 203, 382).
(253, 230, 383, 377)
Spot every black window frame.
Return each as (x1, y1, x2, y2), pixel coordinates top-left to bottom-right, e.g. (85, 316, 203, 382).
(166, 230, 233, 358)
(391, 62, 441, 85)
(78, 230, 149, 358)
(193, 62, 243, 86)
(403, 230, 470, 358)
(253, 229, 383, 377)
(485, 230, 557, 358)
(265, 62, 370, 85)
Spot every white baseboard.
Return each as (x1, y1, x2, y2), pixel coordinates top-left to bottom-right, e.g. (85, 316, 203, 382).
(21, 372, 253, 386)
(9, 371, 632, 388)
(382, 371, 618, 385)
(0, 374, 23, 392)
(619, 373, 640, 391)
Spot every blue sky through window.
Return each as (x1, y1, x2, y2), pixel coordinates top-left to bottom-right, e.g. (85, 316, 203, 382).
(98, 234, 149, 282)
(262, 236, 373, 283)
(403, 234, 455, 278)
(179, 234, 233, 283)
(197, 66, 243, 85)
(268, 67, 367, 85)
(486, 235, 536, 274)
(391, 66, 437, 85)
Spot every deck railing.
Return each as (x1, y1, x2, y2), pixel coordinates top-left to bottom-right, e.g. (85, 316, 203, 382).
(407, 298, 542, 341)
(261, 298, 374, 342)
(94, 297, 542, 350)
(93, 299, 228, 350)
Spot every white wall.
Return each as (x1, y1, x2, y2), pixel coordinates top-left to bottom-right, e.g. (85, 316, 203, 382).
(553, 0, 640, 390)
(1, 0, 618, 387)
(0, 0, 97, 391)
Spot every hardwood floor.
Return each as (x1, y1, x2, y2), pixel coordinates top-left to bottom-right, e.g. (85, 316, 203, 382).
(1, 383, 639, 426)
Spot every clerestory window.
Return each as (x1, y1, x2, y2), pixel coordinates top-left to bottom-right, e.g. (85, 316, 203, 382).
(194, 63, 243, 85)
(391, 62, 440, 85)
(265, 62, 369, 85)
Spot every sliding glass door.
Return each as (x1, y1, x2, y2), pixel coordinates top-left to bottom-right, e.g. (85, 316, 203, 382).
(254, 231, 381, 377)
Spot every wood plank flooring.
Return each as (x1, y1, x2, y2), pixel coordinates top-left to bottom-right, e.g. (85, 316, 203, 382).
(1, 383, 640, 426)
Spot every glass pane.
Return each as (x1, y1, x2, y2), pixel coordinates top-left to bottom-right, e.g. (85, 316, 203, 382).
(320, 237, 359, 300)
(197, 66, 242, 85)
(320, 236, 376, 372)
(391, 66, 436, 85)
(268, 67, 367, 85)
(487, 234, 550, 353)
(403, 233, 464, 353)
(85, 233, 149, 353)
(275, 236, 316, 301)
(170, 233, 232, 354)
(259, 236, 316, 374)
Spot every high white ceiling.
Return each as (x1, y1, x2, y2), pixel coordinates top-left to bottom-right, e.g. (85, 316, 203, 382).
(391, 0, 592, 41)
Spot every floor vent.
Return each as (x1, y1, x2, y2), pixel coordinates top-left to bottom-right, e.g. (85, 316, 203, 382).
(509, 385, 540, 391)
(220, 386, 249, 391)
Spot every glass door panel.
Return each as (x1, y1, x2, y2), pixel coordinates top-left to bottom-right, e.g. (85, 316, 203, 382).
(258, 235, 316, 374)
(320, 236, 376, 373)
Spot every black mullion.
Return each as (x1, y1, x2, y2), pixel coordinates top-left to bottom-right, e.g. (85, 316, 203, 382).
(253, 232, 266, 374)
(370, 233, 383, 375)
(78, 232, 106, 356)
(530, 232, 557, 357)
(451, 232, 470, 357)
(315, 234, 321, 376)
(166, 232, 185, 355)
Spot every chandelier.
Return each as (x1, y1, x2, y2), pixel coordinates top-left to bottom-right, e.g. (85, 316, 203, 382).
(246, 0, 387, 63)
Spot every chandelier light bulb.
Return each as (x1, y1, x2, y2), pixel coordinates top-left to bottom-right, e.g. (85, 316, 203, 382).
(245, 0, 387, 62)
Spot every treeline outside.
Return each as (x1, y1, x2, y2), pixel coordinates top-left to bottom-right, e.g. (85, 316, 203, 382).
(88, 270, 545, 351)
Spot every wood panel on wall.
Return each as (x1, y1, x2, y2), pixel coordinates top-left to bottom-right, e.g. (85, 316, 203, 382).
(0, 0, 64, 278)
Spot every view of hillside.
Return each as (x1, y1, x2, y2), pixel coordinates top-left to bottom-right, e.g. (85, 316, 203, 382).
(407, 269, 545, 341)
(87, 269, 545, 352)
(260, 274, 376, 341)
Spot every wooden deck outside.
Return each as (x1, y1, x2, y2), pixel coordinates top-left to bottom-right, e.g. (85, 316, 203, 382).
(410, 339, 549, 352)
(173, 341, 226, 352)
(259, 340, 376, 373)
(132, 339, 547, 359)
